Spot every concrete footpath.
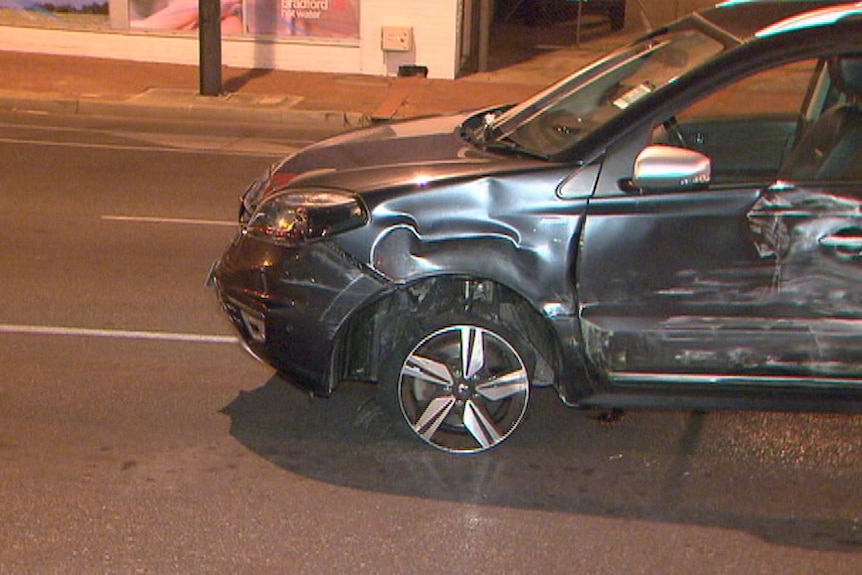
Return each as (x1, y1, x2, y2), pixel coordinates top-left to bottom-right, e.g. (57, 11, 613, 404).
(0, 24, 638, 128)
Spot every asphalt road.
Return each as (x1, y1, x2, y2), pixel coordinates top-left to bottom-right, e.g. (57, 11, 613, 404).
(0, 110, 860, 575)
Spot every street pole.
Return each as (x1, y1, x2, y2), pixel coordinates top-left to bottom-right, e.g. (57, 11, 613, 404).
(477, 0, 492, 72)
(199, 0, 222, 96)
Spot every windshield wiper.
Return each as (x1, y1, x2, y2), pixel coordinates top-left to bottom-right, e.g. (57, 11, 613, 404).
(461, 109, 508, 147)
(484, 135, 550, 161)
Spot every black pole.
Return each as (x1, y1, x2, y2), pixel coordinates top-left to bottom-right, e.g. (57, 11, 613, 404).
(199, 0, 222, 96)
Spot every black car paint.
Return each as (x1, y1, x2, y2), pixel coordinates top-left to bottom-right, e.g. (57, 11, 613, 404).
(212, 2, 862, 413)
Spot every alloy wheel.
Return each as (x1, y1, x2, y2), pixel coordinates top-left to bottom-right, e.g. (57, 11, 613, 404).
(397, 325, 530, 453)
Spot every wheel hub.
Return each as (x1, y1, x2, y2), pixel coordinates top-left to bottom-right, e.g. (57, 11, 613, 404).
(397, 324, 531, 453)
(454, 380, 474, 400)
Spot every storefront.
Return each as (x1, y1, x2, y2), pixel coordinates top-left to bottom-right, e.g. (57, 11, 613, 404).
(0, 1, 714, 80)
(0, 0, 476, 78)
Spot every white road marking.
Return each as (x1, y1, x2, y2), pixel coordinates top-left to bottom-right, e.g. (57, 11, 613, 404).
(0, 324, 238, 344)
(0, 135, 284, 157)
(101, 215, 236, 227)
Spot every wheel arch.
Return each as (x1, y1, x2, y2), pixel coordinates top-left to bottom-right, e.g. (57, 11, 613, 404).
(331, 274, 565, 393)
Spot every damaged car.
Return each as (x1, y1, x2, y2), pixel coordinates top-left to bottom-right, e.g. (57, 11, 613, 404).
(210, 1, 862, 453)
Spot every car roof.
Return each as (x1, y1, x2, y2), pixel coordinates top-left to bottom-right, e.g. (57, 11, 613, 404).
(698, 1, 862, 41)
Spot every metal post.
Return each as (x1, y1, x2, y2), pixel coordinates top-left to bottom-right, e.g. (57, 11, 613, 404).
(576, 0, 583, 47)
(477, 0, 493, 72)
(199, 0, 222, 96)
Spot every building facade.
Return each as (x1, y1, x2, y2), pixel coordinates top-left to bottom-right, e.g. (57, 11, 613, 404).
(0, 0, 714, 79)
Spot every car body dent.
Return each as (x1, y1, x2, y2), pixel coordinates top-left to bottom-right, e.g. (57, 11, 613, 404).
(287, 120, 598, 326)
(212, 1, 862, 416)
(365, 169, 586, 309)
(213, 235, 390, 387)
(579, 184, 783, 377)
(348, 165, 593, 395)
(579, 181, 862, 387)
(747, 185, 862, 377)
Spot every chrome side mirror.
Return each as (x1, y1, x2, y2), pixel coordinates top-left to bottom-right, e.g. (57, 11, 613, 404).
(632, 145, 711, 191)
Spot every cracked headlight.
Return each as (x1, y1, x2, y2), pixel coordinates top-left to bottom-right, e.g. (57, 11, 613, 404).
(244, 189, 368, 246)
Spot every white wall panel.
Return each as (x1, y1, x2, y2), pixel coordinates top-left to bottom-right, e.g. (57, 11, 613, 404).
(0, 26, 363, 73)
(351, 0, 461, 78)
(0, 0, 462, 78)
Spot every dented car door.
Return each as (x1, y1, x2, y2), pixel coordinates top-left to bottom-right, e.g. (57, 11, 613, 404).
(577, 182, 775, 386)
(577, 174, 862, 389)
(747, 181, 862, 382)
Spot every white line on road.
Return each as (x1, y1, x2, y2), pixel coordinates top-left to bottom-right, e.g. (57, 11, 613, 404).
(101, 215, 236, 227)
(0, 136, 282, 157)
(0, 324, 238, 344)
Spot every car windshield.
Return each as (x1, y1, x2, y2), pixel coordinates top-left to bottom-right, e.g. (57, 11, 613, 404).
(488, 28, 727, 158)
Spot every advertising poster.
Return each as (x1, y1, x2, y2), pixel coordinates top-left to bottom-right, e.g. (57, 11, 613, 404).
(129, 0, 358, 39)
(0, 0, 108, 16)
(130, 0, 243, 33)
(245, 0, 359, 39)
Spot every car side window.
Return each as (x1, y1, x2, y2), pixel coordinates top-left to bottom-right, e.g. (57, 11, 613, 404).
(652, 59, 820, 184)
(778, 55, 862, 183)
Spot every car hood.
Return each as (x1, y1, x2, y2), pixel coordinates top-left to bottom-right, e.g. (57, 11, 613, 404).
(271, 112, 544, 194)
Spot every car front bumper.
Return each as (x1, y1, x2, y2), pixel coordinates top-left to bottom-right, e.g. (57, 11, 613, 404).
(210, 232, 388, 395)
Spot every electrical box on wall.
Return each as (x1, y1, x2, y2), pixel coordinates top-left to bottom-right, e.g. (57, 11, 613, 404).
(381, 26, 413, 52)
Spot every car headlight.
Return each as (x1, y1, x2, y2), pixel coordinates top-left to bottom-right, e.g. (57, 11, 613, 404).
(240, 177, 271, 223)
(244, 189, 368, 246)
(239, 163, 298, 224)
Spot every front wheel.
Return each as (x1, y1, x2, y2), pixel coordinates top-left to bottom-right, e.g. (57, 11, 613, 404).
(383, 322, 531, 453)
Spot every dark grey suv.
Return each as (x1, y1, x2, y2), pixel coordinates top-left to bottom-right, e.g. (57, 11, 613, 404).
(211, 1, 862, 453)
